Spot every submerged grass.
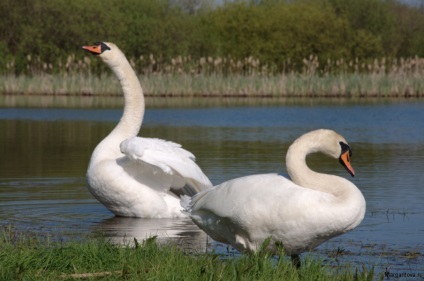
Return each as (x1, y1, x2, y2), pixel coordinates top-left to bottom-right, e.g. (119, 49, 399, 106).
(0, 227, 382, 281)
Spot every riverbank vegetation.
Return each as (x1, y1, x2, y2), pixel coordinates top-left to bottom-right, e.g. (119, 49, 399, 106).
(0, 227, 381, 280)
(0, 0, 423, 97)
(1, 55, 423, 97)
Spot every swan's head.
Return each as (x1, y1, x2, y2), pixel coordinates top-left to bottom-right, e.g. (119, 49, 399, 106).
(319, 129, 355, 177)
(82, 42, 125, 67)
(293, 129, 355, 177)
(338, 140, 355, 177)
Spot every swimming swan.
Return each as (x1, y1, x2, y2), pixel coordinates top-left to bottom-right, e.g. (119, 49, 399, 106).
(182, 129, 366, 267)
(83, 42, 212, 218)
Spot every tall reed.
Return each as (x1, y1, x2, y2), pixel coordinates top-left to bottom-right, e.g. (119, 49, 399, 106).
(1, 54, 423, 97)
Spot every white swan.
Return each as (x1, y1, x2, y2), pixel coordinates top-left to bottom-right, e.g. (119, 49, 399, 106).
(182, 129, 366, 267)
(82, 42, 212, 218)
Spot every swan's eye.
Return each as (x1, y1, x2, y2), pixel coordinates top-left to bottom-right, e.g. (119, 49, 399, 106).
(99, 42, 111, 52)
(339, 142, 352, 157)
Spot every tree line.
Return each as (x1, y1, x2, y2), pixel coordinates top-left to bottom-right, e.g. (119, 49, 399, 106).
(0, 0, 423, 75)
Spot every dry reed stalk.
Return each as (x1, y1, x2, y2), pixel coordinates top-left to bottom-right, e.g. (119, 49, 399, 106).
(60, 271, 122, 279)
(3, 52, 424, 78)
(1, 54, 423, 97)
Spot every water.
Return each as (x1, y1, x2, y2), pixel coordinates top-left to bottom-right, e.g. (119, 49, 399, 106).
(0, 99, 423, 277)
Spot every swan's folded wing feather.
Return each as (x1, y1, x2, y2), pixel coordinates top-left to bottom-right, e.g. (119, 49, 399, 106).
(186, 174, 303, 215)
(120, 137, 212, 194)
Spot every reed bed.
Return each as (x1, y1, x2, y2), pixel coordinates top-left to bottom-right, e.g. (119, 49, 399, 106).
(1, 54, 424, 97)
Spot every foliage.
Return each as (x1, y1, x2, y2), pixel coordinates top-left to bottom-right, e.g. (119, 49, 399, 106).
(0, 0, 423, 75)
(204, 1, 352, 71)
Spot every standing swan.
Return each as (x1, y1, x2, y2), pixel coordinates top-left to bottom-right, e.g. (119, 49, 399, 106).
(182, 129, 366, 267)
(83, 42, 212, 218)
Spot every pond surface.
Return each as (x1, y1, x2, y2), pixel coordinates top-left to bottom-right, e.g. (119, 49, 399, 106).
(0, 98, 423, 278)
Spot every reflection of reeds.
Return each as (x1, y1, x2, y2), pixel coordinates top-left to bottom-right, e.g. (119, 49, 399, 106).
(1, 94, 416, 109)
(1, 54, 424, 97)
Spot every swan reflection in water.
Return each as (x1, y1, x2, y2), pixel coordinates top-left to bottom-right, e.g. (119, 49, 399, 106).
(92, 217, 209, 251)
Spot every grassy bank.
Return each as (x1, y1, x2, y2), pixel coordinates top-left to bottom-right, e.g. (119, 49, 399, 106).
(1, 72, 423, 98)
(0, 227, 381, 281)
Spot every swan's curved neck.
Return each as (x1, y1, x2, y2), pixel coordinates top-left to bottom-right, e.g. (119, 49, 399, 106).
(108, 56, 145, 140)
(286, 137, 349, 198)
(285, 134, 365, 231)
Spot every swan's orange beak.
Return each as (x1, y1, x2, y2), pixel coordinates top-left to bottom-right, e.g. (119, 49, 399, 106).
(339, 150, 355, 177)
(82, 45, 102, 55)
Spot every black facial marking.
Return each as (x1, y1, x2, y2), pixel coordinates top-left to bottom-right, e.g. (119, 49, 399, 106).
(339, 141, 352, 157)
(93, 42, 111, 54)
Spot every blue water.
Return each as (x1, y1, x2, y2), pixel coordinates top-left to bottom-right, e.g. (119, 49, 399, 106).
(0, 99, 423, 278)
(1, 101, 423, 144)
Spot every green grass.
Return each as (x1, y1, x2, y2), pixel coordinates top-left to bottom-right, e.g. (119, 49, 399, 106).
(0, 227, 383, 281)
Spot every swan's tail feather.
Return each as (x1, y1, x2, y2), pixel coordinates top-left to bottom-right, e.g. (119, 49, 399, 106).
(180, 195, 192, 215)
(180, 187, 211, 215)
(185, 176, 213, 194)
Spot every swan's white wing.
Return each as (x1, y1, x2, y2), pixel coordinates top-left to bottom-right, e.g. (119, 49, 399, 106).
(120, 137, 212, 196)
(188, 173, 335, 221)
(187, 174, 288, 213)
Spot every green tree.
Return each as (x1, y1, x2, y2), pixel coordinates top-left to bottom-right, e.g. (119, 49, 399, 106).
(0, 0, 422, 75)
